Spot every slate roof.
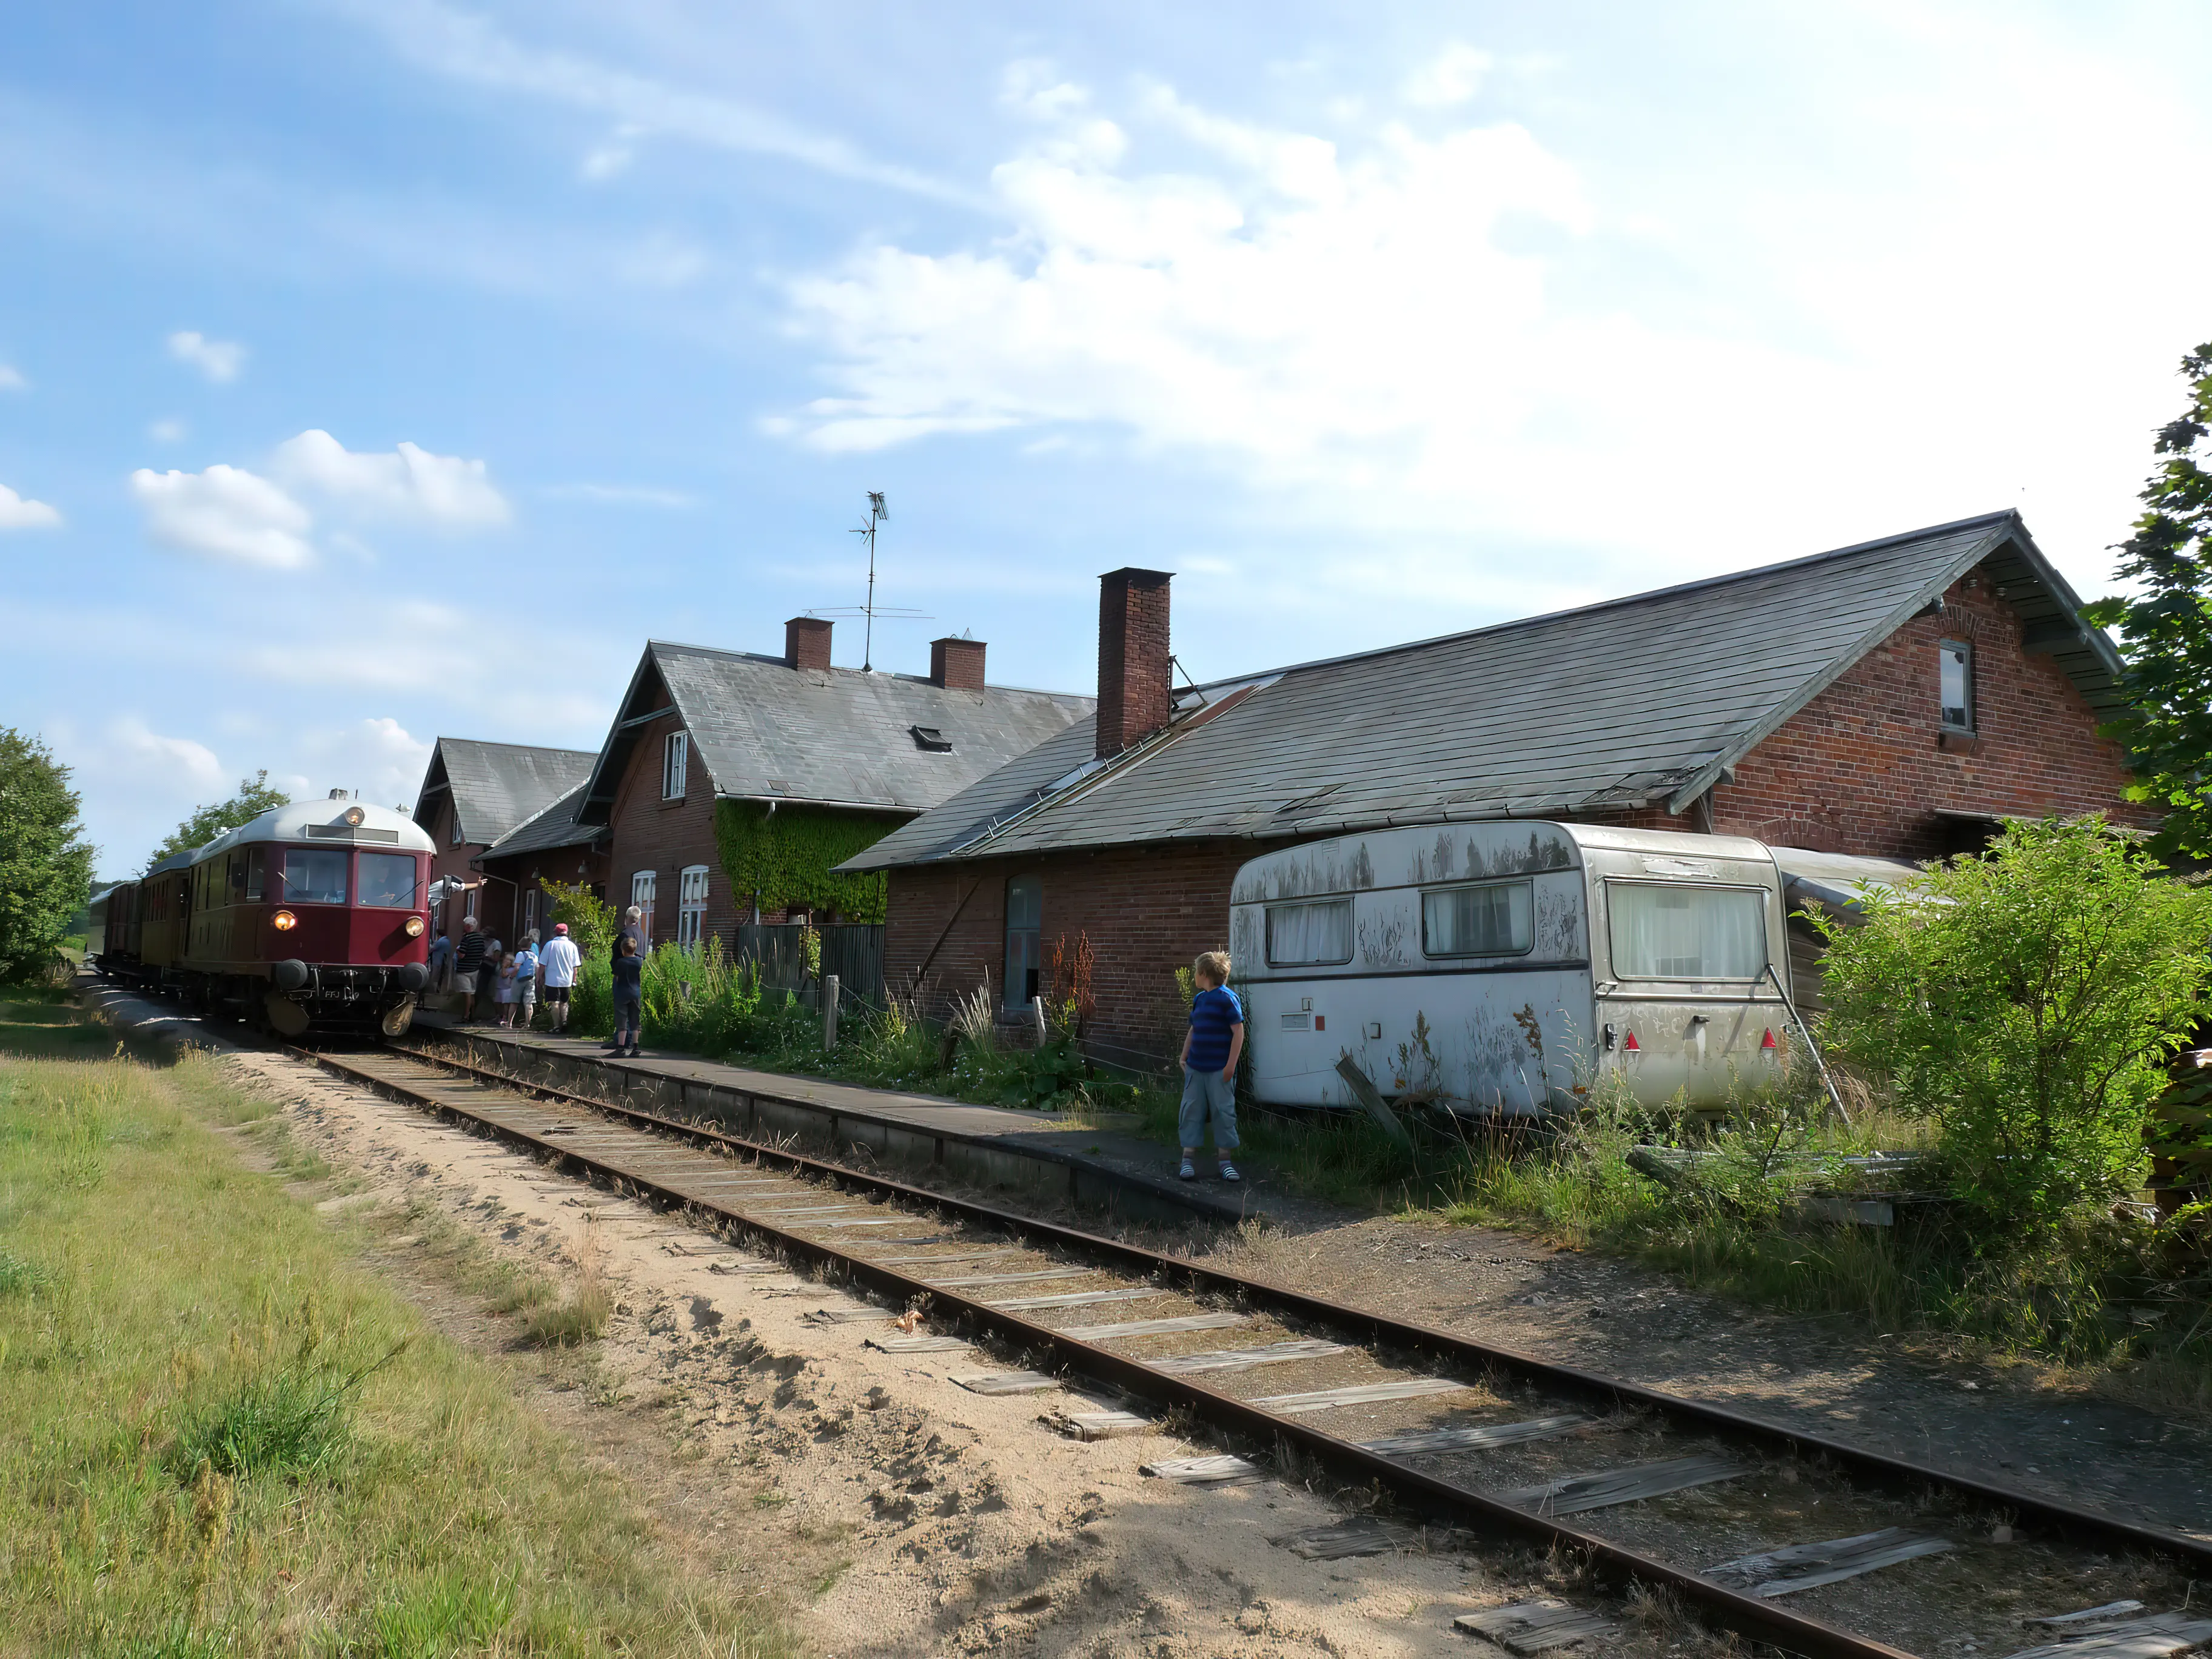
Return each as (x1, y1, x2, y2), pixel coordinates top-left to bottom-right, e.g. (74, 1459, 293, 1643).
(846, 511, 2124, 871)
(575, 642, 1094, 826)
(415, 739, 597, 847)
(480, 781, 596, 861)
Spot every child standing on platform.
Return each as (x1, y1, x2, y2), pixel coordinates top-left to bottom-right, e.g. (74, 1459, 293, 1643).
(1178, 950, 1245, 1182)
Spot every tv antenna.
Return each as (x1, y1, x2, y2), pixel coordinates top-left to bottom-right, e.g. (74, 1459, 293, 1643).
(806, 491, 929, 671)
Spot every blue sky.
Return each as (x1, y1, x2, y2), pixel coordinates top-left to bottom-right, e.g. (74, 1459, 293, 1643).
(7, 2, 2212, 877)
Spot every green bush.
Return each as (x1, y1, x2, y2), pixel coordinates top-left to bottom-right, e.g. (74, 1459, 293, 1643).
(1815, 816, 2212, 1227)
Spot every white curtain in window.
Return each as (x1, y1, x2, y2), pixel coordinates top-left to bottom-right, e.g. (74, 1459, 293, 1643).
(1609, 883, 1766, 979)
(1266, 899, 1352, 966)
(1422, 881, 1532, 957)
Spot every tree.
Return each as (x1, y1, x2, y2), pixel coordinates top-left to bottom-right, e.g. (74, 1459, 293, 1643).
(147, 770, 291, 869)
(1815, 817, 2212, 1227)
(0, 728, 96, 984)
(2083, 343, 2212, 857)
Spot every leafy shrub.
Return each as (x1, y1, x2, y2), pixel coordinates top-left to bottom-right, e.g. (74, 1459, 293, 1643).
(639, 936, 763, 1053)
(1816, 816, 2212, 1227)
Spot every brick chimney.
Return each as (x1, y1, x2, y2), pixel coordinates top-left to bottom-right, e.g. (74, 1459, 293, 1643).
(930, 635, 987, 691)
(785, 615, 833, 672)
(1096, 568, 1173, 758)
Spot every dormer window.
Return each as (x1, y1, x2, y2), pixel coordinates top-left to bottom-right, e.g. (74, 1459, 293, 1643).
(910, 725, 953, 752)
(1939, 640, 1974, 731)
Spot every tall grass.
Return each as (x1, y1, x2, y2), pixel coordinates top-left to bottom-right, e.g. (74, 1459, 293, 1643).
(0, 999, 789, 1656)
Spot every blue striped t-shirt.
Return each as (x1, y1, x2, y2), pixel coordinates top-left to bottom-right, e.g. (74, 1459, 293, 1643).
(1187, 985, 1245, 1072)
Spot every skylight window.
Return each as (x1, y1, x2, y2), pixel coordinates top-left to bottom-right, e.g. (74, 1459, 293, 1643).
(910, 725, 954, 752)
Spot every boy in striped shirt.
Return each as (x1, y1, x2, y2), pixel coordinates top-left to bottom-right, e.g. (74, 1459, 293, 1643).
(1178, 951, 1245, 1182)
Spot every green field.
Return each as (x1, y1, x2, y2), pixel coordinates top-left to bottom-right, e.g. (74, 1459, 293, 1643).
(0, 997, 788, 1657)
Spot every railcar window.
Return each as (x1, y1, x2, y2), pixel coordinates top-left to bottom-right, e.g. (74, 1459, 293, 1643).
(281, 848, 349, 905)
(1265, 899, 1353, 967)
(1421, 880, 1533, 957)
(244, 846, 265, 902)
(230, 856, 246, 896)
(1609, 882, 1767, 980)
(357, 853, 419, 908)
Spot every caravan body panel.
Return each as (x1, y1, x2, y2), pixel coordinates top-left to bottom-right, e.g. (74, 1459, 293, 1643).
(1230, 822, 1791, 1113)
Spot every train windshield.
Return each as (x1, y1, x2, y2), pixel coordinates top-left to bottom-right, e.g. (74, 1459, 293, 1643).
(357, 853, 419, 908)
(281, 848, 349, 905)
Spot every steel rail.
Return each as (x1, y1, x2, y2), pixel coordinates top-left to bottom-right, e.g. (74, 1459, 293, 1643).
(376, 1038, 2212, 1577)
(301, 1042, 1912, 1659)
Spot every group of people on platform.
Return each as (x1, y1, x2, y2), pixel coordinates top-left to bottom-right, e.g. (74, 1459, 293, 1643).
(424, 903, 649, 1058)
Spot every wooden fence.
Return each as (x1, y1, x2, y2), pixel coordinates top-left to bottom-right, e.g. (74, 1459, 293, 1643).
(728, 922, 886, 1013)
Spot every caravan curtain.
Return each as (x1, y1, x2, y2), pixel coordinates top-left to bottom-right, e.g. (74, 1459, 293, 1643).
(1265, 899, 1352, 966)
(1421, 880, 1533, 957)
(1609, 883, 1766, 980)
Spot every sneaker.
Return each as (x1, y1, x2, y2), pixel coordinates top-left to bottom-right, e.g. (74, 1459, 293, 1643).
(1218, 1162, 1241, 1182)
(1178, 1159, 1196, 1181)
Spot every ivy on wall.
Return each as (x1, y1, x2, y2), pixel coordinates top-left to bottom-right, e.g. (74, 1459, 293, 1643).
(712, 800, 898, 922)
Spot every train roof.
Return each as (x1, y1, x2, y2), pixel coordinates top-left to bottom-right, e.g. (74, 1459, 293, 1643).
(187, 799, 435, 865)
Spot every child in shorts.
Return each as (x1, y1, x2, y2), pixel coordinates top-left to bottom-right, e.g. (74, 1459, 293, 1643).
(492, 951, 520, 1028)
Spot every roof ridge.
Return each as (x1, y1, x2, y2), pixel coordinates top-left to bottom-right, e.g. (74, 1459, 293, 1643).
(1181, 509, 2022, 694)
(645, 639, 1093, 703)
(440, 736, 600, 759)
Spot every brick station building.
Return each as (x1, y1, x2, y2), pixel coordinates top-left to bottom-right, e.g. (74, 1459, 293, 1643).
(569, 619, 1091, 949)
(411, 737, 597, 940)
(845, 512, 2149, 1072)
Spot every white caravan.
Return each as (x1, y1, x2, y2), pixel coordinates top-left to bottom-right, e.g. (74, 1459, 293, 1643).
(1228, 822, 1795, 1115)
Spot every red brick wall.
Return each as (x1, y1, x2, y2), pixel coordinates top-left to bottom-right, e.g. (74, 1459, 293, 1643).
(882, 560, 2148, 1064)
(425, 797, 486, 935)
(1095, 569, 1172, 757)
(885, 840, 1249, 1071)
(1607, 564, 2150, 857)
(477, 842, 609, 943)
(604, 702, 740, 947)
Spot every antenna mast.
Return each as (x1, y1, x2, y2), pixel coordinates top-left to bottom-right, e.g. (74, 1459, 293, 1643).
(853, 492, 888, 671)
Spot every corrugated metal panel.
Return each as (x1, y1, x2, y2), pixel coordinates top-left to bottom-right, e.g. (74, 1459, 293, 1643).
(853, 511, 2108, 870)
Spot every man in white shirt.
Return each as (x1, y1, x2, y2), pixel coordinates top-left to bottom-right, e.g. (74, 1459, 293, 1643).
(538, 922, 583, 1033)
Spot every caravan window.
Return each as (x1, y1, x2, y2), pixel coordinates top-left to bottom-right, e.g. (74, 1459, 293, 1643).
(1265, 899, 1352, 967)
(1609, 882, 1767, 980)
(1421, 880, 1532, 957)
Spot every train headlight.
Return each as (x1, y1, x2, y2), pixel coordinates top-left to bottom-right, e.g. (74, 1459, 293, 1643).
(272, 910, 298, 931)
(343, 806, 365, 826)
(405, 916, 425, 937)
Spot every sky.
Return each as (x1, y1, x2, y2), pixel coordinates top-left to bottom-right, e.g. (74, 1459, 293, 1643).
(7, 2, 2212, 879)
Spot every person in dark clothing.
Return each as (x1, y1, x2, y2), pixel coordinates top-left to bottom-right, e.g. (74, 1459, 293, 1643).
(611, 935, 644, 1058)
(454, 916, 490, 1024)
(605, 905, 648, 1048)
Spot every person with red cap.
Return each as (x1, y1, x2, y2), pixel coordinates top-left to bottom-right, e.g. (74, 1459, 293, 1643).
(538, 920, 582, 1033)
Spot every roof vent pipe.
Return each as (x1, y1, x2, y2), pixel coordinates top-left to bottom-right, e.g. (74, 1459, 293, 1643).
(1095, 568, 1173, 758)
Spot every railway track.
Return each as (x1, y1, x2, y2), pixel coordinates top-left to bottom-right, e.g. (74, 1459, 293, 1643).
(295, 1036, 2212, 1659)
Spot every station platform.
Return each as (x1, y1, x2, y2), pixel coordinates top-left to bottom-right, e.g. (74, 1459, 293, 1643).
(407, 1021, 1256, 1228)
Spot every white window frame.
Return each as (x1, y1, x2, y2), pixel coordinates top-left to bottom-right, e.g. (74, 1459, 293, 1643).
(523, 888, 538, 938)
(1939, 638, 1974, 732)
(631, 870, 657, 943)
(449, 805, 463, 846)
(662, 730, 689, 800)
(677, 865, 709, 947)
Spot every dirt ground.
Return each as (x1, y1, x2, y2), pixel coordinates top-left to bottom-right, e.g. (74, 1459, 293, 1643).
(180, 1028, 1712, 1659)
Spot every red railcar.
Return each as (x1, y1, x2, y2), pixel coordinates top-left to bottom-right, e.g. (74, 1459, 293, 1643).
(94, 794, 434, 1037)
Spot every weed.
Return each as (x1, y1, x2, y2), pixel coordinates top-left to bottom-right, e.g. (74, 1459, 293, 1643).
(520, 1218, 612, 1347)
(167, 1342, 403, 1481)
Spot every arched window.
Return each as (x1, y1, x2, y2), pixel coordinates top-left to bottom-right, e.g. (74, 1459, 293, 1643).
(1004, 874, 1042, 1010)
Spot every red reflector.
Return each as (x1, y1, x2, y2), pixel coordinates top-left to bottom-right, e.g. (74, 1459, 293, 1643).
(1621, 1030, 1639, 1052)
(1313, 1014, 1325, 1031)
(1761, 1028, 1778, 1051)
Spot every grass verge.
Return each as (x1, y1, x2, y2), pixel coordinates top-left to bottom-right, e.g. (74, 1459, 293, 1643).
(0, 996, 790, 1657)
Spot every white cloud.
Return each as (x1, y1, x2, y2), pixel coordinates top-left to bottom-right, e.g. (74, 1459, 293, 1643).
(270, 429, 511, 527)
(129, 464, 313, 568)
(104, 716, 225, 793)
(545, 481, 696, 508)
(167, 329, 246, 383)
(0, 483, 61, 530)
(295, 716, 434, 809)
(1404, 44, 1492, 107)
(148, 418, 187, 443)
(0, 364, 26, 391)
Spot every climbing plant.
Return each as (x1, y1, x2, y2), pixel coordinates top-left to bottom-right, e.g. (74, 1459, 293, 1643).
(711, 801, 897, 922)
